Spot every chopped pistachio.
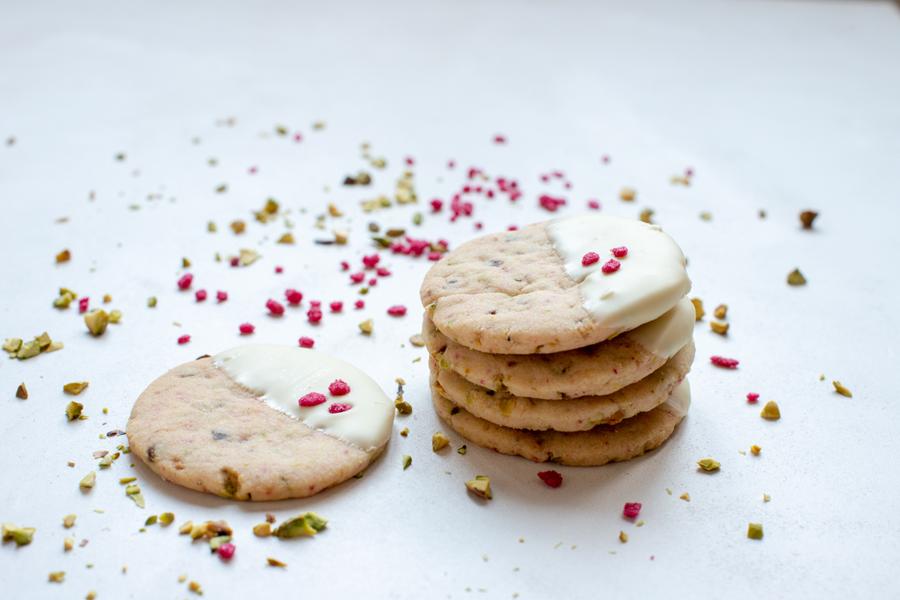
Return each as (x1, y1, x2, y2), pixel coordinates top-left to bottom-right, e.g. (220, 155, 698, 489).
(125, 484, 145, 508)
(48, 571, 66, 583)
(832, 381, 853, 398)
(238, 248, 260, 266)
(394, 397, 412, 415)
(87, 591, 97, 600)
(253, 522, 272, 537)
(56, 249, 71, 263)
(277, 232, 295, 244)
(63, 381, 89, 395)
(3, 338, 22, 353)
(84, 309, 110, 336)
(178, 521, 194, 535)
(207, 220, 217, 233)
(619, 187, 636, 202)
(275, 512, 327, 538)
(333, 229, 349, 245)
(432, 432, 450, 452)
(15, 382, 28, 399)
(750, 445, 762, 456)
(710, 321, 729, 335)
(466, 475, 492, 500)
(230, 220, 246, 234)
(63, 537, 74, 552)
(787, 268, 807, 286)
(713, 304, 728, 319)
(16, 340, 42, 359)
(679, 492, 691, 502)
(98, 454, 115, 468)
(358, 319, 374, 335)
(697, 458, 720, 472)
(699, 211, 712, 221)
(327, 203, 343, 217)
(409, 333, 425, 347)
(689, 299, 705, 321)
(108, 309, 122, 324)
(457, 445, 467, 455)
(399, 427, 409, 437)
(159, 512, 175, 526)
(747, 522, 764, 540)
(639, 208, 654, 224)
(208, 535, 231, 551)
(79, 472, 96, 489)
(188, 580, 203, 595)
(63, 514, 76, 529)
(65, 401, 84, 422)
(182, 257, 191, 268)
(53, 289, 77, 309)
(119, 477, 137, 484)
(618, 531, 628, 543)
(402, 455, 412, 470)
(799, 210, 818, 230)
(2, 523, 36, 546)
(763, 493, 771, 503)
(267, 557, 287, 568)
(760, 401, 781, 420)
(147, 296, 158, 308)
(412, 212, 423, 226)
(145, 515, 158, 526)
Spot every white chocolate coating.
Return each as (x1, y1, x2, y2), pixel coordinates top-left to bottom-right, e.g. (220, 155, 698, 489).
(627, 296, 695, 359)
(548, 215, 691, 335)
(667, 378, 691, 417)
(213, 345, 394, 452)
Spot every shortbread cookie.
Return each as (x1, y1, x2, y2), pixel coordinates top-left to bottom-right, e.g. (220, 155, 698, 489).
(420, 215, 690, 354)
(432, 379, 690, 466)
(430, 341, 693, 431)
(127, 345, 394, 501)
(424, 296, 694, 399)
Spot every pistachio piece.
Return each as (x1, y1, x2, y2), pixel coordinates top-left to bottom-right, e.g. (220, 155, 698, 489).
(832, 381, 852, 398)
(697, 458, 721, 472)
(274, 512, 327, 538)
(65, 401, 84, 421)
(618, 531, 629, 543)
(15, 382, 27, 399)
(690, 298, 705, 321)
(747, 522, 764, 540)
(62, 514, 76, 529)
(358, 319, 374, 335)
(432, 432, 450, 452)
(56, 249, 71, 263)
(253, 523, 272, 537)
(48, 571, 66, 583)
(713, 304, 728, 319)
(402, 455, 412, 470)
(710, 321, 729, 335)
(619, 187, 636, 202)
(466, 475, 492, 500)
(787, 268, 806, 286)
(79, 472, 96, 489)
(760, 401, 781, 420)
(267, 557, 287, 568)
(277, 232, 295, 245)
(799, 210, 818, 230)
(63, 382, 89, 395)
(2, 523, 36, 546)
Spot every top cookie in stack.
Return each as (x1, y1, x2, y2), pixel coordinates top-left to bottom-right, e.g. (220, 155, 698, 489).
(419, 215, 695, 466)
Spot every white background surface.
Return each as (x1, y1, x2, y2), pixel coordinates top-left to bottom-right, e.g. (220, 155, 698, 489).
(2, 1, 900, 598)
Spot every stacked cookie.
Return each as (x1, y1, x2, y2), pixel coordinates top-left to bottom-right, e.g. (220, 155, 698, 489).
(419, 214, 695, 466)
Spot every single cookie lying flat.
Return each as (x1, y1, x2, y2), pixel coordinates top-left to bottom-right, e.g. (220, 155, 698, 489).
(127, 345, 394, 501)
(424, 296, 695, 400)
(420, 215, 690, 355)
(432, 379, 690, 466)
(430, 341, 693, 431)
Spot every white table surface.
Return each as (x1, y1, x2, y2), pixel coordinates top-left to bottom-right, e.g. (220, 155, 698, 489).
(2, 1, 899, 598)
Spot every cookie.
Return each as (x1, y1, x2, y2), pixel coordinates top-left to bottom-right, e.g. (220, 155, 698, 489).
(431, 379, 690, 466)
(430, 340, 693, 431)
(420, 215, 690, 355)
(127, 345, 394, 501)
(424, 296, 695, 399)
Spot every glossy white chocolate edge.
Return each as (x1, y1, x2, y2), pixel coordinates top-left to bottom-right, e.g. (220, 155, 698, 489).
(547, 214, 691, 335)
(626, 296, 695, 359)
(667, 378, 691, 417)
(213, 345, 394, 452)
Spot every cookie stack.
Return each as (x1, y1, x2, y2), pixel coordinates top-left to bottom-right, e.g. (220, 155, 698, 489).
(419, 215, 695, 466)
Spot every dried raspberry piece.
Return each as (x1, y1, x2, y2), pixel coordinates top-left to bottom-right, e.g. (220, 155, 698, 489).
(601, 259, 621, 274)
(307, 308, 323, 323)
(266, 299, 285, 316)
(78, 297, 90, 313)
(328, 402, 352, 414)
(177, 334, 191, 345)
(195, 289, 208, 302)
(350, 272, 365, 284)
(298, 336, 314, 348)
(285, 289, 303, 305)
(328, 379, 351, 396)
(310, 300, 321, 308)
(387, 305, 407, 317)
(710, 355, 739, 369)
(746, 392, 760, 404)
(329, 301, 343, 313)
(239, 323, 255, 335)
(177, 273, 193, 290)
(537, 470, 563, 488)
(368, 278, 377, 286)
(340, 261, 350, 271)
(354, 300, 365, 310)
(430, 198, 443, 213)
(216, 290, 228, 303)
(217, 542, 235, 560)
(582, 252, 600, 267)
(538, 194, 566, 212)
(427, 252, 442, 261)
(587, 199, 601, 210)
(376, 267, 391, 277)
(299, 392, 326, 407)
(623, 502, 642, 519)
(362, 254, 380, 269)
(275, 265, 284, 274)
(229, 257, 239, 267)
(493, 134, 507, 144)
(610, 246, 628, 258)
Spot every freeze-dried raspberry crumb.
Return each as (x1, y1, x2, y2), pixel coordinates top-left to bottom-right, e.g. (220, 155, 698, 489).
(405, 156, 415, 166)
(217, 542, 235, 560)
(299, 392, 326, 407)
(611, 246, 628, 258)
(239, 323, 255, 335)
(216, 290, 228, 303)
(354, 300, 365, 310)
(177, 273, 193, 290)
(537, 470, 563, 488)
(387, 305, 407, 317)
(298, 336, 314, 348)
(78, 297, 90, 313)
(538, 194, 566, 212)
(310, 300, 321, 308)
(587, 199, 601, 210)
(582, 252, 600, 266)
(177, 334, 191, 345)
(493, 134, 507, 144)
(623, 502, 642, 519)
(601, 259, 621, 274)
(328, 379, 351, 396)
(285, 289, 303, 305)
(427, 251, 443, 261)
(362, 254, 380, 269)
(350, 272, 365, 284)
(229, 257, 240, 267)
(307, 308, 323, 323)
(430, 198, 443, 213)
(266, 299, 285, 316)
(328, 402, 352, 414)
(329, 301, 343, 313)
(340, 261, 350, 271)
(195, 289, 208, 302)
(368, 278, 377, 286)
(746, 392, 760, 404)
(711, 355, 739, 369)
(376, 267, 391, 277)
(275, 265, 284, 274)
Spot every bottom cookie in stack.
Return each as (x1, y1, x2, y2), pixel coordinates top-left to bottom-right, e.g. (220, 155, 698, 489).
(428, 345, 693, 466)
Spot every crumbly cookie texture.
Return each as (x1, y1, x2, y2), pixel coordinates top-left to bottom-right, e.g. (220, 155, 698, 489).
(431, 380, 690, 467)
(420, 222, 604, 355)
(127, 357, 377, 501)
(430, 341, 694, 431)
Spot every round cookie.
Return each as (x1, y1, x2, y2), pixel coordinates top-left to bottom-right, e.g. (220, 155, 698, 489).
(430, 341, 694, 431)
(420, 215, 690, 355)
(432, 379, 690, 466)
(127, 345, 394, 501)
(424, 297, 695, 400)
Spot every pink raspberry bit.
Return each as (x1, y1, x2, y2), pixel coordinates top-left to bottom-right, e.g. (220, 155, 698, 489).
(581, 252, 600, 267)
(610, 246, 628, 258)
(538, 194, 566, 212)
(78, 297, 90, 313)
(328, 402, 352, 414)
(376, 267, 391, 277)
(298, 336, 315, 348)
(216, 290, 228, 303)
(177, 334, 191, 345)
(711, 355, 740, 369)
(275, 265, 284, 274)
(350, 272, 365, 284)
(217, 542, 236, 560)
(266, 299, 285, 316)
(307, 308, 323, 323)
(623, 502, 642, 519)
(493, 134, 507, 144)
(328, 379, 351, 396)
(746, 392, 760, 404)
(340, 261, 350, 271)
(229, 257, 239, 267)
(362, 254, 380, 269)
(601, 258, 621, 274)
(354, 300, 365, 310)
(537, 470, 563, 488)
(299, 392, 326, 407)
(587, 199, 601, 210)
(387, 305, 407, 317)
(195, 289, 208, 302)
(177, 273, 193, 290)
(239, 323, 255, 335)
(329, 301, 343, 313)
(285, 289, 303, 305)
(430, 198, 443, 213)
